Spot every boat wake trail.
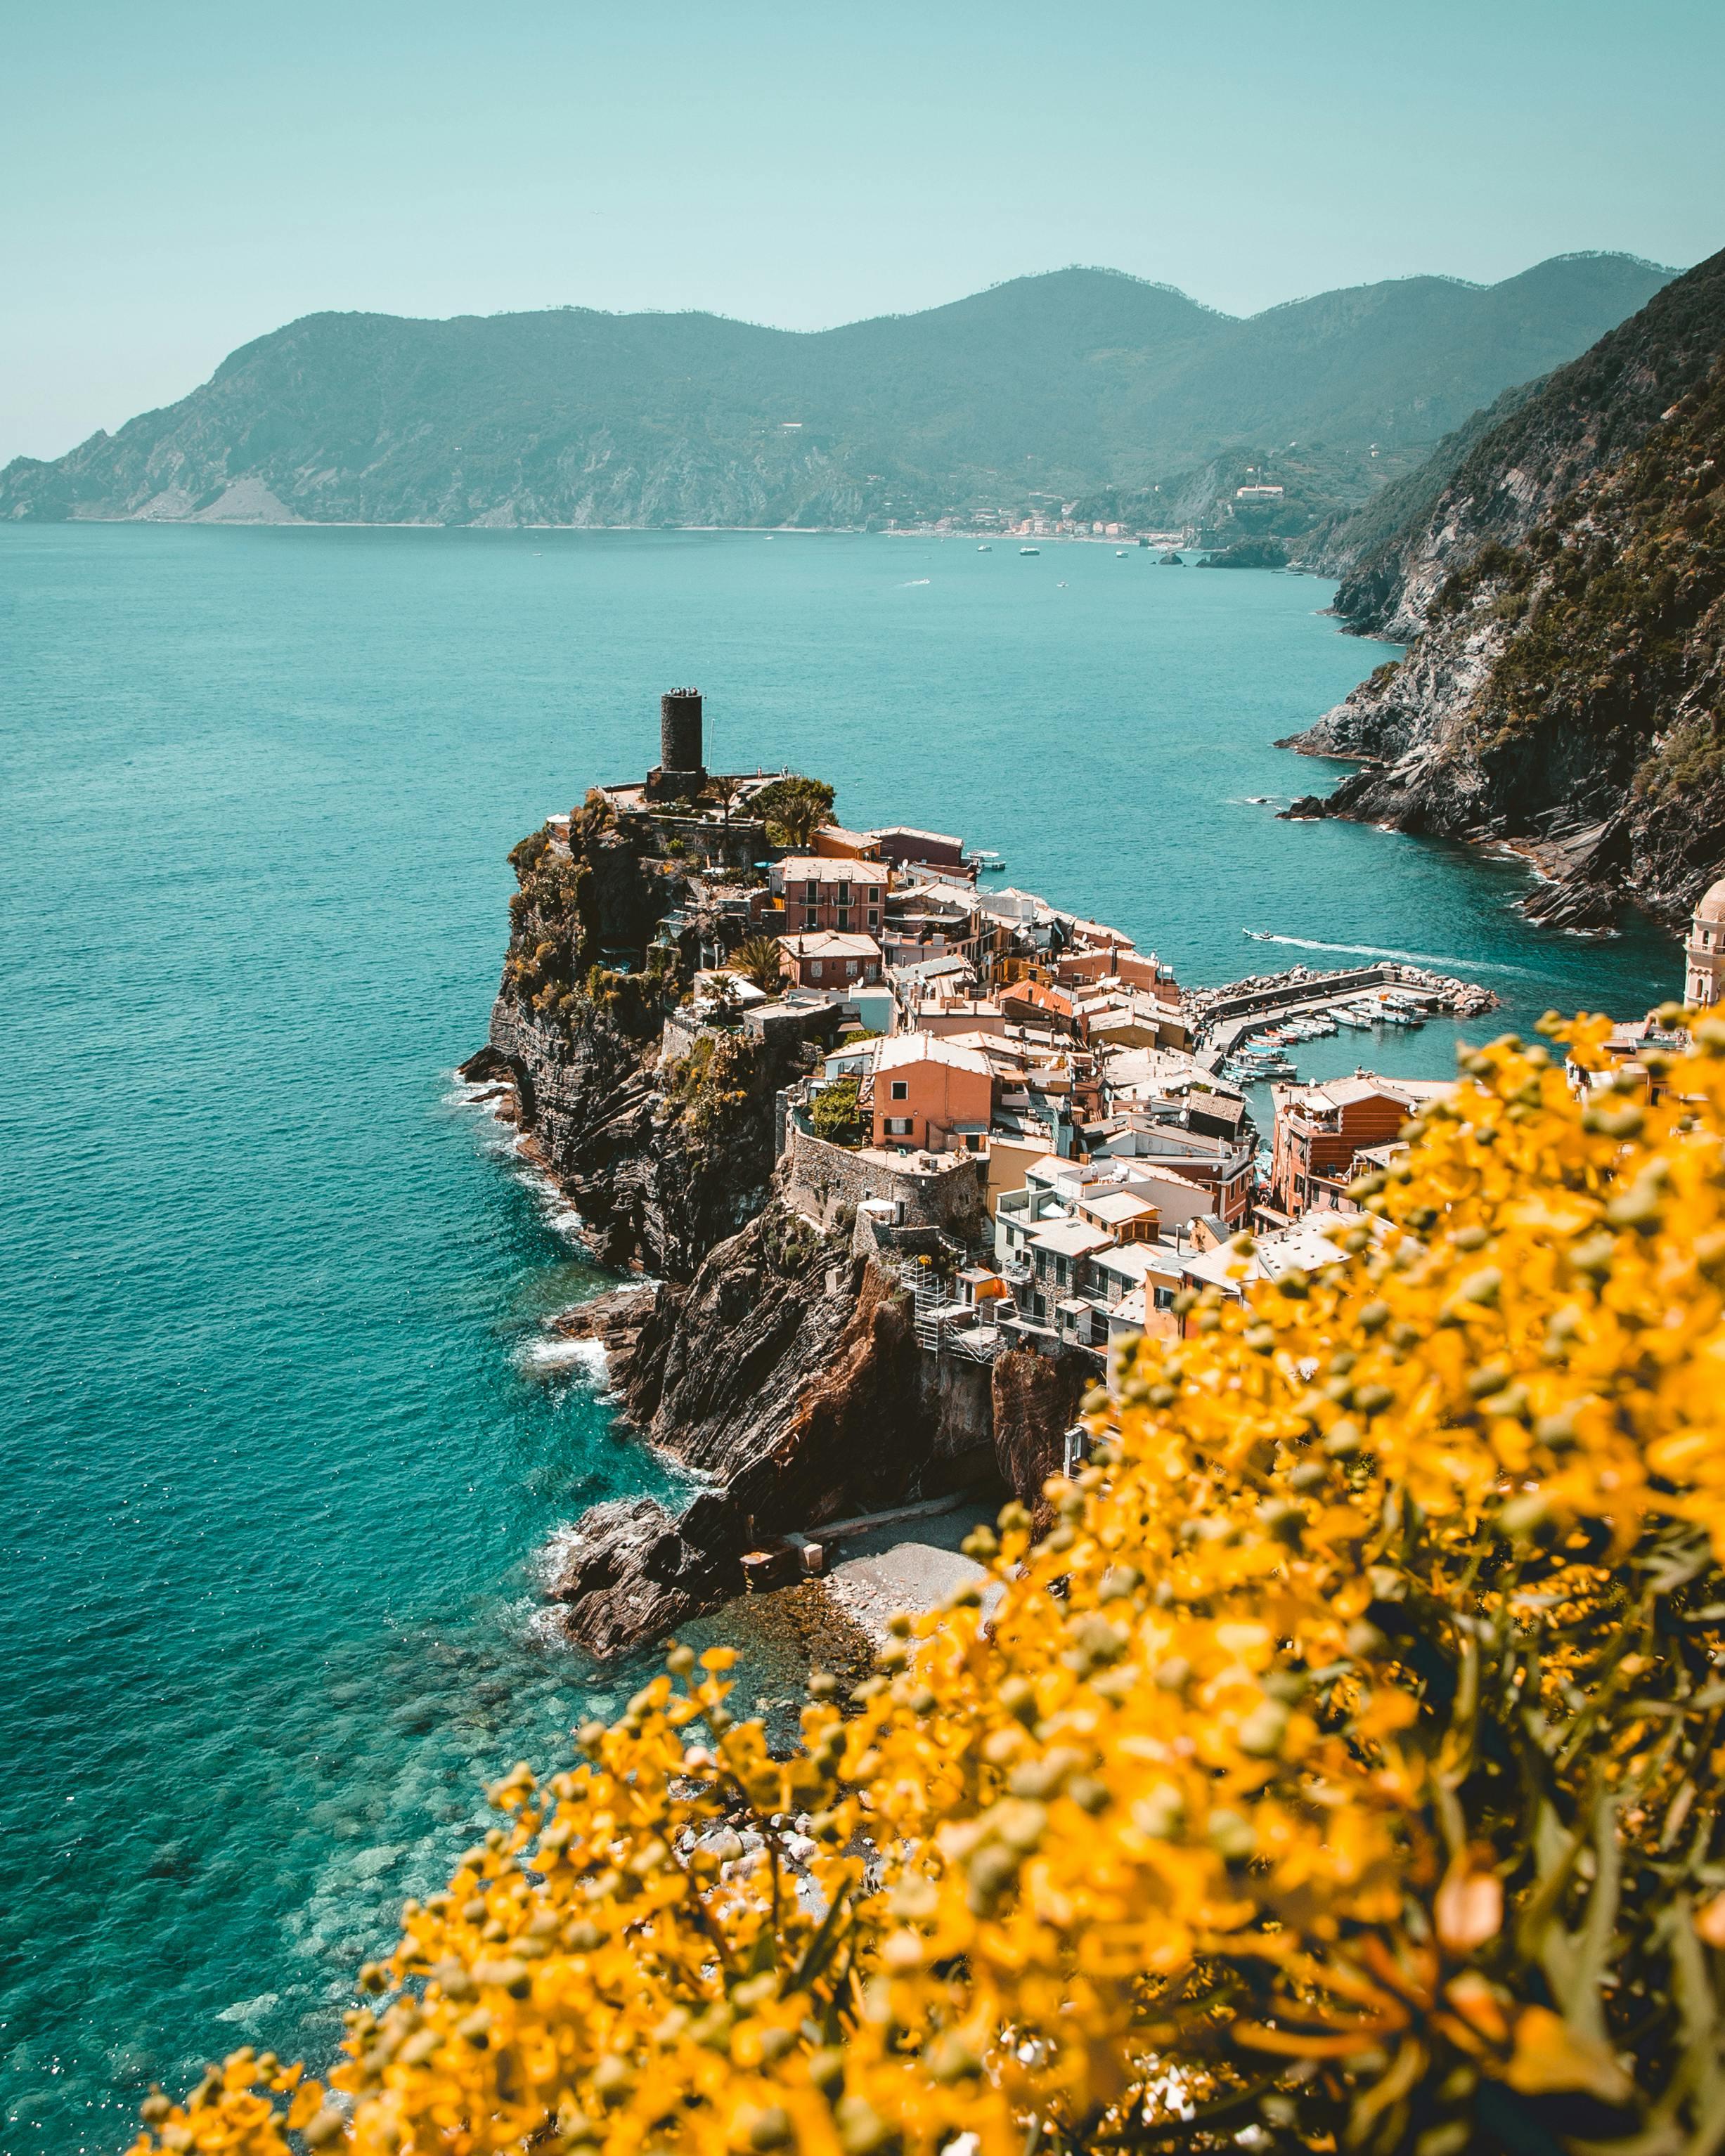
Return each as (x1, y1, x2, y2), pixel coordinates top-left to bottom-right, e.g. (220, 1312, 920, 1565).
(1241, 930, 1539, 979)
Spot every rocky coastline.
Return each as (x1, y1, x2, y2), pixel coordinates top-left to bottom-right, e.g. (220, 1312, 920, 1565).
(463, 789, 1092, 1658)
(1274, 248, 1725, 934)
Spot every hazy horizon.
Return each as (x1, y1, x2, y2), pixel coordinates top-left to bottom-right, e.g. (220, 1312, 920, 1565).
(4, 0, 1721, 467)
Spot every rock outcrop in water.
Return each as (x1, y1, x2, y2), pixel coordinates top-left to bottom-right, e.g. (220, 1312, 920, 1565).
(536, 1223, 1087, 1654)
(540, 1230, 929, 1649)
(1280, 246, 1725, 931)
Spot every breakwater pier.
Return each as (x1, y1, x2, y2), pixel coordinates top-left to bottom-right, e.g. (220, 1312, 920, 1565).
(1187, 961, 1499, 1067)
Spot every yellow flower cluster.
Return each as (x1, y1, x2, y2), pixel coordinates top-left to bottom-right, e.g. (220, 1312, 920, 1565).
(131, 1017, 1725, 2156)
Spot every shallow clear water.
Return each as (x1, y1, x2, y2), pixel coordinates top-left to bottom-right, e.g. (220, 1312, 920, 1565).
(0, 526, 1676, 2149)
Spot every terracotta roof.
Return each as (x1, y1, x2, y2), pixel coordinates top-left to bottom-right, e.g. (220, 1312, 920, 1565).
(1002, 980, 1074, 1017)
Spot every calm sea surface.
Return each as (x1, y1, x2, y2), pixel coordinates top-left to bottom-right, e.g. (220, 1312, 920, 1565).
(0, 526, 1675, 2149)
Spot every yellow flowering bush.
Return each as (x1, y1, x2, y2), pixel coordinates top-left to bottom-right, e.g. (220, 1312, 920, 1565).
(132, 1017, 1725, 2156)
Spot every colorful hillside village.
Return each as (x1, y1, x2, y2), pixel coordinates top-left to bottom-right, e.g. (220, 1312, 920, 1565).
(570, 694, 1688, 1383)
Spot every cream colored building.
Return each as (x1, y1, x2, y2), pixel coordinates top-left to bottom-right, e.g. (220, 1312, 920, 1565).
(1686, 878, 1725, 1008)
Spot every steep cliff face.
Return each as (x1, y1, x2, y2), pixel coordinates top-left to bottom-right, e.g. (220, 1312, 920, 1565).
(1311, 250, 1725, 642)
(478, 802, 993, 1654)
(543, 1209, 954, 1654)
(472, 799, 794, 1277)
(1283, 247, 1725, 928)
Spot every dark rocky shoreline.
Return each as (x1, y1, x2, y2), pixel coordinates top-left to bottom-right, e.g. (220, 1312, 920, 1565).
(462, 1035, 1087, 1658)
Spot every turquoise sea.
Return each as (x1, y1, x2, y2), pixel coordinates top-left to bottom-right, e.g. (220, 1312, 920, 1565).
(0, 526, 1675, 2150)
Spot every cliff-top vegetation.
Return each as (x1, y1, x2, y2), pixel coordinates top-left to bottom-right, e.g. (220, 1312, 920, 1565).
(1443, 355, 1725, 802)
(129, 1013, 1725, 2156)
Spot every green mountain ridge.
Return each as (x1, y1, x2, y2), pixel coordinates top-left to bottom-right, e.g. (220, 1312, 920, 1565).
(0, 254, 1676, 531)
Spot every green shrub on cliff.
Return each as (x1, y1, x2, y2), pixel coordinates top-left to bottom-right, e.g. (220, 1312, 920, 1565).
(808, 1075, 863, 1145)
(664, 1030, 761, 1143)
(1451, 356, 1725, 781)
(751, 775, 835, 850)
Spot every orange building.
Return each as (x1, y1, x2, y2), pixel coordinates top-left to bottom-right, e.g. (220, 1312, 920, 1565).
(812, 826, 884, 862)
(867, 1034, 994, 1153)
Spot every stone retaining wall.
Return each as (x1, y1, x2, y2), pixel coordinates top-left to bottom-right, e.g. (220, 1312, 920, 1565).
(1200, 965, 1395, 1025)
(784, 1122, 986, 1240)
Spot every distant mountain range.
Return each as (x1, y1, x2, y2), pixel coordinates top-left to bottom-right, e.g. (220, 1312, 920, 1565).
(0, 254, 1677, 533)
(1284, 245, 1725, 928)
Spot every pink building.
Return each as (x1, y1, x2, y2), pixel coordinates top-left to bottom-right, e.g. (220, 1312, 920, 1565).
(768, 857, 889, 937)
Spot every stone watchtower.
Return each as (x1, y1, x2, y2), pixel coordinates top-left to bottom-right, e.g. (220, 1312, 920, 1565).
(1685, 877, 1725, 1008)
(645, 687, 706, 801)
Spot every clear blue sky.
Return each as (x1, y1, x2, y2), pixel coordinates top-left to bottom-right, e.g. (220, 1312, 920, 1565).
(3, 0, 1719, 465)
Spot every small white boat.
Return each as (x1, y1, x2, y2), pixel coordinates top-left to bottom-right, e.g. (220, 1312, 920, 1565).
(1020, 545, 1040, 556)
(978, 544, 992, 552)
(1116, 548, 1128, 557)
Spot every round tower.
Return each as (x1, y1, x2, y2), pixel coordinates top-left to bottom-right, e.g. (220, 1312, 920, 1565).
(659, 688, 705, 793)
(1685, 877, 1725, 1008)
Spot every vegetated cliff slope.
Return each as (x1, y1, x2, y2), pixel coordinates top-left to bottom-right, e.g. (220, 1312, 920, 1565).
(470, 799, 794, 1278)
(1294, 377, 1544, 590)
(1283, 245, 1725, 928)
(0, 255, 1672, 531)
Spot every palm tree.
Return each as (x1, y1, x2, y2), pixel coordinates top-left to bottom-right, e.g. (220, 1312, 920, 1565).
(706, 772, 743, 831)
(751, 775, 835, 851)
(731, 935, 786, 995)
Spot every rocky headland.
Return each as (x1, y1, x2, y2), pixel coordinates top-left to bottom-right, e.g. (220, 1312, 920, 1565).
(1279, 244, 1725, 933)
(467, 779, 1092, 1657)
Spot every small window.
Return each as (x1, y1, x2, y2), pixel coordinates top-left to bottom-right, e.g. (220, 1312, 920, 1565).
(810, 961, 823, 980)
(891, 1079, 908, 1100)
(836, 882, 851, 904)
(806, 881, 819, 902)
(846, 959, 859, 976)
